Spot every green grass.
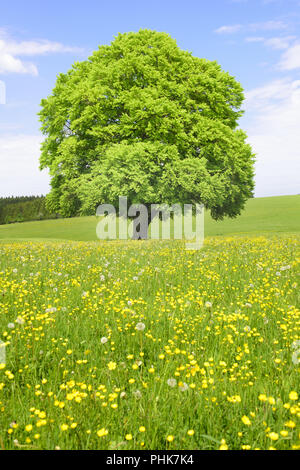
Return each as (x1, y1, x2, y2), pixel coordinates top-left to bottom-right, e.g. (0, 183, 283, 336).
(0, 236, 299, 450)
(0, 195, 299, 241)
(0, 195, 299, 450)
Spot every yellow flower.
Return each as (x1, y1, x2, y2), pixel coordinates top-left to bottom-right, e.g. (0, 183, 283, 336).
(60, 424, 69, 431)
(25, 424, 33, 432)
(268, 432, 279, 441)
(107, 361, 117, 370)
(241, 415, 251, 426)
(219, 439, 228, 450)
(258, 393, 268, 401)
(139, 426, 146, 433)
(187, 429, 195, 436)
(125, 433, 133, 440)
(36, 419, 47, 427)
(166, 435, 174, 442)
(285, 420, 296, 428)
(97, 428, 108, 437)
(289, 391, 298, 401)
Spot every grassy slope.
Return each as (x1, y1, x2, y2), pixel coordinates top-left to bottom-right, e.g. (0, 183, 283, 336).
(0, 195, 299, 241)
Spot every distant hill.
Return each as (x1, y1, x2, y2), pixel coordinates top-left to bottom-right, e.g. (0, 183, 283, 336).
(0, 195, 299, 241)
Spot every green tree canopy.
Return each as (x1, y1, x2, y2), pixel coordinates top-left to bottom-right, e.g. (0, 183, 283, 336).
(39, 29, 255, 220)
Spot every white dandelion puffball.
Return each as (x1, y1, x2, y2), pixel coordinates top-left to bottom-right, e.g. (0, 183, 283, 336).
(179, 382, 189, 392)
(136, 322, 145, 331)
(167, 378, 177, 388)
(133, 390, 142, 399)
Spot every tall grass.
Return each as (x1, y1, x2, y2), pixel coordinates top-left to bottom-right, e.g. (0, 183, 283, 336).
(0, 235, 299, 450)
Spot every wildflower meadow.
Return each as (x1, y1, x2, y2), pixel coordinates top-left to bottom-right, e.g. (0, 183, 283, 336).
(0, 235, 299, 450)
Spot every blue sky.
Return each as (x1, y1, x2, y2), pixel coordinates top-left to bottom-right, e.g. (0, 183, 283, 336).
(0, 0, 300, 197)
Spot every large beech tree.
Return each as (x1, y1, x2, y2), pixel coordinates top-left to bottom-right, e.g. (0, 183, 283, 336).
(39, 29, 255, 222)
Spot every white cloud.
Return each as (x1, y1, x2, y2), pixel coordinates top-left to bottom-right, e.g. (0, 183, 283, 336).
(0, 50, 38, 75)
(0, 29, 82, 76)
(4, 40, 81, 56)
(249, 20, 288, 31)
(215, 20, 288, 35)
(246, 35, 295, 49)
(279, 42, 300, 70)
(244, 33, 300, 70)
(245, 36, 265, 43)
(245, 78, 299, 105)
(265, 36, 296, 49)
(0, 135, 50, 197)
(214, 25, 242, 34)
(244, 79, 300, 197)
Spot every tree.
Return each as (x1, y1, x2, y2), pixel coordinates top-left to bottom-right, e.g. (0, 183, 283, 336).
(39, 29, 255, 233)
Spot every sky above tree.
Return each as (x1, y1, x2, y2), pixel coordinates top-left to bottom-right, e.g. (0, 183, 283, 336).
(0, 0, 299, 198)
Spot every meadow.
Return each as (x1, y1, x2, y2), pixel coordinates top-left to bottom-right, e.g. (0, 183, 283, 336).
(0, 196, 299, 450)
(0, 195, 299, 242)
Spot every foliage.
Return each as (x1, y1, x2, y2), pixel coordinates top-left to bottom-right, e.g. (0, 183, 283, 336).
(0, 196, 59, 225)
(39, 29, 255, 219)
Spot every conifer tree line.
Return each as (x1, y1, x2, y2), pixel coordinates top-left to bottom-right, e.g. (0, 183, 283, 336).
(0, 196, 60, 225)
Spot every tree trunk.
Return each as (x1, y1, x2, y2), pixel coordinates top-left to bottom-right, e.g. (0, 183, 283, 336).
(131, 207, 157, 240)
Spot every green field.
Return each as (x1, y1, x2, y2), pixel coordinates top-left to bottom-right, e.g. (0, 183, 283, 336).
(0, 195, 299, 450)
(0, 195, 299, 241)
